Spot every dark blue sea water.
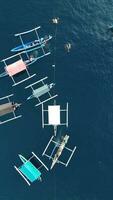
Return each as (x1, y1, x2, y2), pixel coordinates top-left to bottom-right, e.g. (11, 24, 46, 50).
(0, 0, 113, 200)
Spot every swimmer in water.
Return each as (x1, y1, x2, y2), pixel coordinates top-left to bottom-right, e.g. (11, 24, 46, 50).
(108, 25, 113, 32)
(52, 17, 59, 24)
(65, 42, 72, 53)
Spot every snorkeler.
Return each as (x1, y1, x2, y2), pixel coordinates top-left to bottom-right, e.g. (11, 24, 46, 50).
(65, 42, 72, 53)
(52, 17, 59, 24)
(108, 25, 113, 32)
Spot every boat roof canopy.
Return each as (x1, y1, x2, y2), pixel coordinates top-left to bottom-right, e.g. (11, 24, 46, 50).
(5, 59, 26, 77)
(48, 105, 60, 125)
(19, 161, 41, 182)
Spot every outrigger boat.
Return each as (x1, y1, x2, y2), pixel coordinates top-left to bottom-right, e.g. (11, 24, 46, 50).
(14, 152, 49, 186)
(11, 35, 52, 52)
(11, 26, 52, 52)
(0, 41, 52, 86)
(25, 76, 58, 107)
(42, 134, 76, 169)
(50, 135, 69, 169)
(0, 94, 22, 124)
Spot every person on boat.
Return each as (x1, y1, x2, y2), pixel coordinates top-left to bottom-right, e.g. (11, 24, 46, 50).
(29, 54, 35, 61)
(12, 102, 21, 111)
(25, 54, 35, 64)
(65, 42, 72, 53)
(31, 40, 38, 47)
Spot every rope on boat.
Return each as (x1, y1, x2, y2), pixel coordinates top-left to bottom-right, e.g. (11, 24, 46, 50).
(52, 17, 59, 85)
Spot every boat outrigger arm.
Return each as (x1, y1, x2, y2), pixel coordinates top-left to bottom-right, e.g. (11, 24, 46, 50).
(11, 26, 52, 52)
(14, 26, 41, 37)
(0, 71, 8, 78)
